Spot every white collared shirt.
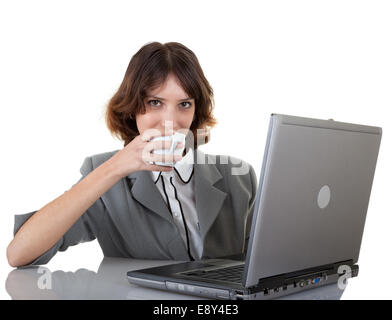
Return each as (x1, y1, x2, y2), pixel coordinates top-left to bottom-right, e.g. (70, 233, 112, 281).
(151, 148, 202, 260)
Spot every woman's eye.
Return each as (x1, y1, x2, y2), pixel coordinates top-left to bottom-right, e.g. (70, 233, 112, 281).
(148, 100, 161, 107)
(180, 102, 192, 108)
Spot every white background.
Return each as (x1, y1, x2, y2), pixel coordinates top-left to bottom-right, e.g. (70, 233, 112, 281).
(0, 0, 391, 299)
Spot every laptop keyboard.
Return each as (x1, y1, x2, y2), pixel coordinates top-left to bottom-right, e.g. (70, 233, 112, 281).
(182, 264, 244, 283)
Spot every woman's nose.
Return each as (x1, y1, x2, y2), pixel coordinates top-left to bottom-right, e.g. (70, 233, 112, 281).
(160, 106, 178, 128)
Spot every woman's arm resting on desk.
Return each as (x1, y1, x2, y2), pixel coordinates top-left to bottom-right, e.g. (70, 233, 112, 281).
(6, 132, 182, 268)
(6, 157, 121, 268)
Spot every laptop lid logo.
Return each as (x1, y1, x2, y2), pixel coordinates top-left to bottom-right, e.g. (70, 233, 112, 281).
(317, 185, 331, 209)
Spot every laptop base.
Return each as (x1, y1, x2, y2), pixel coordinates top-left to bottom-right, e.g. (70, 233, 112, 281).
(128, 259, 358, 300)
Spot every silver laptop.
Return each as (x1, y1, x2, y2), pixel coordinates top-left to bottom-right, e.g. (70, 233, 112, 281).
(127, 114, 382, 300)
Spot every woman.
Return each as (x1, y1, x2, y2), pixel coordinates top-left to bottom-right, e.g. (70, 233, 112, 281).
(7, 42, 257, 268)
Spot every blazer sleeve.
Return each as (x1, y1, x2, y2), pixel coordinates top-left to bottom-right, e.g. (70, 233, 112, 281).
(12, 156, 105, 268)
(244, 164, 257, 253)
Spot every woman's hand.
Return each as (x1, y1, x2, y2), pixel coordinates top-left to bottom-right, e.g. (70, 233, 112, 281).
(109, 129, 184, 178)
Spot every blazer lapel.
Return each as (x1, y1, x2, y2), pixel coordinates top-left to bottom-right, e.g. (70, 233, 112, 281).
(126, 149, 228, 259)
(194, 149, 228, 243)
(127, 170, 173, 224)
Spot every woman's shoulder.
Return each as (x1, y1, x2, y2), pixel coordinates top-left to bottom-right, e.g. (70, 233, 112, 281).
(79, 149, 120, 175)
(200, 150, 252, 169)
(199, 150, 256, 182)
(202, 151, 257, 199)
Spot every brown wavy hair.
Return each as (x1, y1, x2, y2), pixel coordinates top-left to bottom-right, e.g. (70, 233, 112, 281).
(105, 41, 217, 148)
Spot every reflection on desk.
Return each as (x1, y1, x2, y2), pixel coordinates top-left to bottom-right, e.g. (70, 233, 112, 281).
(6, 257, 345, 300)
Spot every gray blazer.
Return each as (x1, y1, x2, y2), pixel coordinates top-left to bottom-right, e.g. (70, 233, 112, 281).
(13, 148, 257, 267)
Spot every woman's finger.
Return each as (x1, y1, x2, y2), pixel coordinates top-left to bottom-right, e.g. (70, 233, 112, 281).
(145, 140, 173, 152)
(141, 128, 174, 142)
(147, 164, 174, 172)
(142, 152, 182, 164)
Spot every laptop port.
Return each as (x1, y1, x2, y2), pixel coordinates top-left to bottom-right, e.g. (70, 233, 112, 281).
(264, 289, 270, 295)
(312, 277, 321, 284)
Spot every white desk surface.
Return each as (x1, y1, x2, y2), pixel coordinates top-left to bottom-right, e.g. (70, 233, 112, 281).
(5, 257, 346, 300)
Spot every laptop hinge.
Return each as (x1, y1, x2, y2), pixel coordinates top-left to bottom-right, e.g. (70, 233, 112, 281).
(248, 259, 358, 294)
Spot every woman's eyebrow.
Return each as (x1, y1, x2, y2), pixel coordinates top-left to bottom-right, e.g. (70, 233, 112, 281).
(147, 95, 193, 101)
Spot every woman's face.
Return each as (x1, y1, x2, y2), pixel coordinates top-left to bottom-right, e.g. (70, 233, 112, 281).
(136, 73, 195, 136)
